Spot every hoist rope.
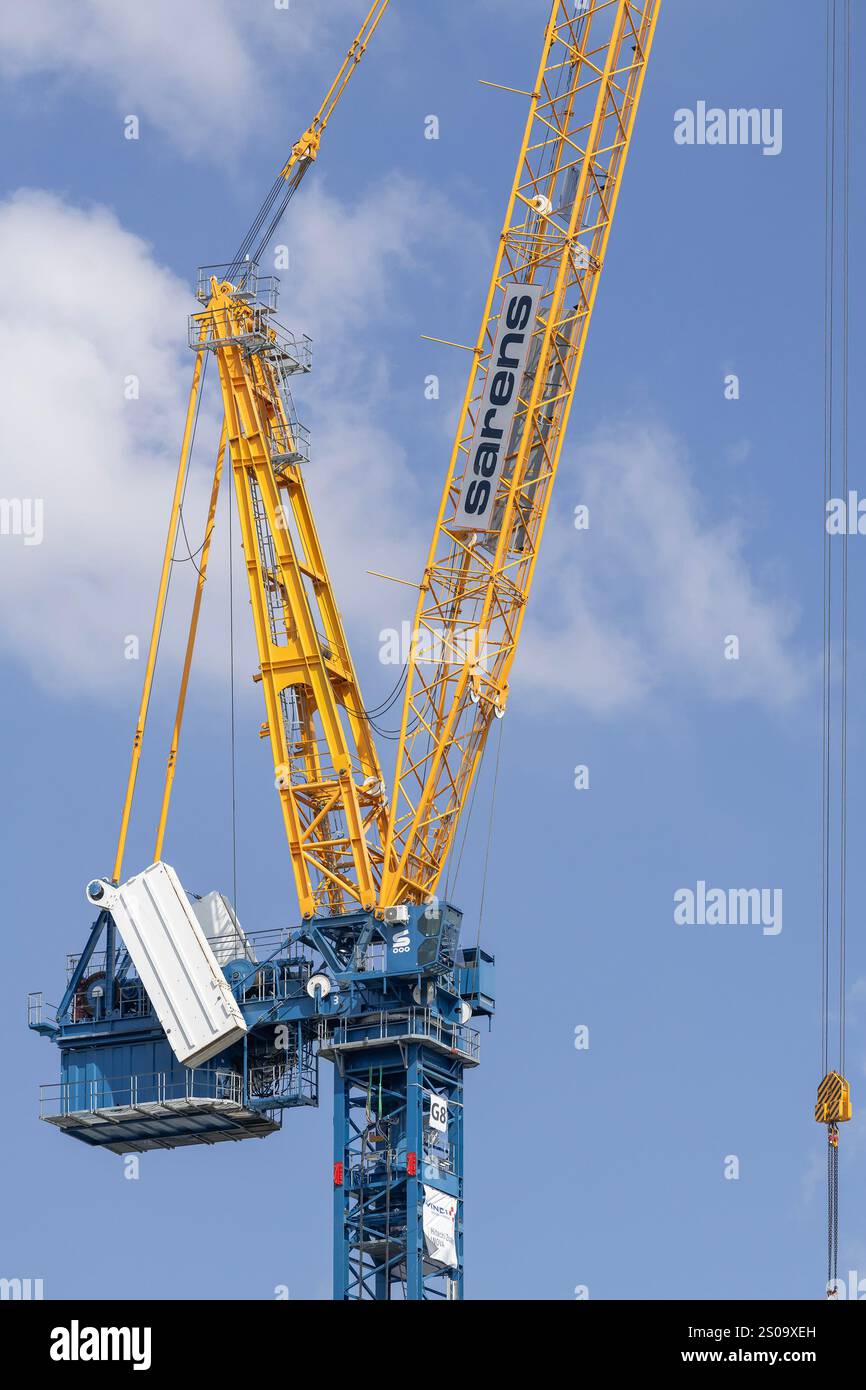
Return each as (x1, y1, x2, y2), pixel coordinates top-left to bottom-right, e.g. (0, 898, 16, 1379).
(227, 164, 308, 284)
(170, 355, 210, 580)
(819, 0, 852, 1295)
(227, 449, 239, 914)
(445, 710, 504, 945)
(821, 0, 838, 1289)
(229, 173, 285, 272)
(838, 0, 851, 1079)
(821, 0, 840, 1083)
(445, 748, 481, 904)
(478, 717, 505, 956)
(827, 1131, 839, 1289)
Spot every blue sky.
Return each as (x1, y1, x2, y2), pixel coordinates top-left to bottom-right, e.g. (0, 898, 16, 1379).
(0, 0, 863, 1300)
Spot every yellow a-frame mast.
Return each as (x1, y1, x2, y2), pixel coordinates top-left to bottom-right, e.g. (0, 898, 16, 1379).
(113, 2, 394, 917)
(196, 278, 389, 918)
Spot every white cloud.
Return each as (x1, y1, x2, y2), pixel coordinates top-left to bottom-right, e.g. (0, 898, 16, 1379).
(283, 174, 476, 353)
(516, 580, 652, 715)
(512, 423, 805, 711)
(304, 411, 424, 653)
(262, 173, 484, 674)
(0, 178, 464, 701)
(0, 189, 805, 722)
(0, 190, 221, 694)
(0, 0, 371, 157)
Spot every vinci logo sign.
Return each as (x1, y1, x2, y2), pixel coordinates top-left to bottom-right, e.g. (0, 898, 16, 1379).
(453, 283, 541, 531)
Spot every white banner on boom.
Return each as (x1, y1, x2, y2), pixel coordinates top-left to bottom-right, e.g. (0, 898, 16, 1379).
(452, 282, 541, 532)
(422, 1185, 458, 1268)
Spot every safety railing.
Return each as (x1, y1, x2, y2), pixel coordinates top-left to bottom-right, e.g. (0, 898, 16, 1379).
(190, 306, 311, 369)
(268, 418, 311, 469)
(422, 1133, 456, 1176)
(318, 1009, 480, 1064)
(65, 931, 310, 1000)
(225, 950, 313, 1006)
(72, 980, 151, 1024)
(356, 941, 386, 973)
(346, 1145, 402, 1189)
(40, 1068, 243, 1118)
(27, 992, 57, 1028)
(195, 262, 279, 310)
(189, 303, 272, 353)
(247, 1050, 318, 1107)
(345, 1137, 456, 1186)
(66, 949, 109, 982)
(261, 329, 312, 376)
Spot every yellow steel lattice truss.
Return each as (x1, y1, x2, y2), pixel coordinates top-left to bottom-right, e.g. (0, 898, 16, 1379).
(198, 283, 390, 920)
(380, 0, 661, 905)
(123, 0, 660, 924)
(115, 3, 395, 916)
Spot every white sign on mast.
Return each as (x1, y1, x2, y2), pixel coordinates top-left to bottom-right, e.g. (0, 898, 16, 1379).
(452, 282, 541, 532)
(429, 1092, 449, 1133)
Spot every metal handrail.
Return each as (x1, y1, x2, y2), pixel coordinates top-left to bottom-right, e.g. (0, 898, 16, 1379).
(195, 261, 279, 310)
(66, 929, 306, 977)
(319, 1008, 480, 1064)
(39, 1068, 243, 1118)
(28, 992, 57, 1027)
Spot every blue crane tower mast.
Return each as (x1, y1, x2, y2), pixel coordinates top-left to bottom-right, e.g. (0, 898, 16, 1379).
(29, 0, 659, 1299)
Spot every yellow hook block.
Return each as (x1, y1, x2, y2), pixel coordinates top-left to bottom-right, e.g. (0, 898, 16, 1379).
(815, 1071, 852, 1124)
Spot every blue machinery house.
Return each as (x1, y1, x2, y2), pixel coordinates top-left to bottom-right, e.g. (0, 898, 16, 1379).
(30, 892, 494, 1300)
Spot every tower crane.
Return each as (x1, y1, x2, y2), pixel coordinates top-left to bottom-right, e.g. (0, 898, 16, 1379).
(30, 0, 660, 1300)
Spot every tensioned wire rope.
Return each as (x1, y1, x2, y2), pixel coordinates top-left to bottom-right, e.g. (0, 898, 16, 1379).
(820, 0, 851, 1295)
